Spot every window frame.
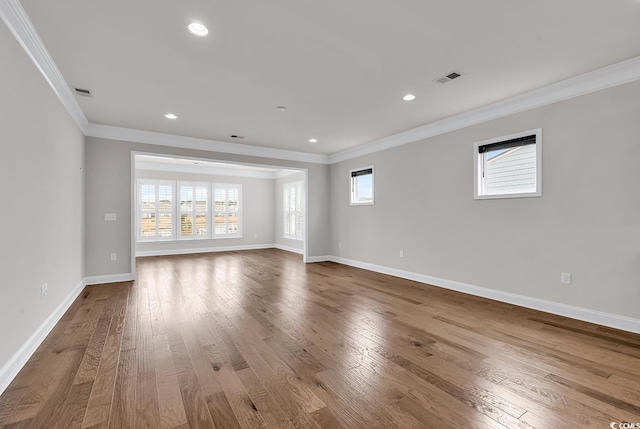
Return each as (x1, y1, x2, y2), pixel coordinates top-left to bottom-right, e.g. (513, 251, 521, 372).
(212, 183, 243, 239)
(178, 181, 211, 240)
(473, 129, 542, 200)
(137, 179, 176, 242)
(283, 180, 304, 240)
(349, 166, 375, 206)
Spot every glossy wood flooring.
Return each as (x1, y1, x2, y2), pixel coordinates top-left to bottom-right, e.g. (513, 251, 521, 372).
(1, 249, 640, 428)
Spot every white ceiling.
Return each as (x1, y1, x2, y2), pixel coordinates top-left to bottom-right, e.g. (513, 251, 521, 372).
(18, 0, 640, 155)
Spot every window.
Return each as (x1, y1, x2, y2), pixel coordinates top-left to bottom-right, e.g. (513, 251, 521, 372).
(138, 180, 174, 241)
(213, 184, 242, 238)
(350, 166, 374, 205)
(474, 129, 542, 199)
(283, 181, 304, 240)
(137, 179, 242, 242)
(179, 182, 209, 239)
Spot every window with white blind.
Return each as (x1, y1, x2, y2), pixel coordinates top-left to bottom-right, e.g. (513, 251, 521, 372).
(179, 182, 210, 239)
(138, 180, 174, 241)
(283, 181, 304, 240)
(474, 129, 542, 199)
(350, 166, 374, 205)
(213, 184, 242, 238)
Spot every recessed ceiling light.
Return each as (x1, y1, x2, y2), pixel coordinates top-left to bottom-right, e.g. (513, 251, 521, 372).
(276, 106, 287, 112)
(188, 23, 209, 37)
(164, 113, 178, 119)
(403, 94, 416, 101)
(309, 138, 318, 143)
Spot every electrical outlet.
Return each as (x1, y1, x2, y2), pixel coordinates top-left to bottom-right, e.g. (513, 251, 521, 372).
(110, 253, 117, 261)
(41, 283, 48, 299)
(399, 250, 404, 258)
(338, 242, 342, 249)
(254, 233, 258, 239)
(561, 272, 572, 285)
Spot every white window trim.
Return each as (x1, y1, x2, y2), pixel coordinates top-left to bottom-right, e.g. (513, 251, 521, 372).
(212, 183, 243, 239)
(137, 179, 176, 242)
(349, 165, 375, 206)
(473, 128, 542, 200)
(283, 181, 304, 240)
(178, 181, 211, 240)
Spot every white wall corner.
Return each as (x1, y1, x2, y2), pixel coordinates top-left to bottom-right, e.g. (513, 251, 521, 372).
(0, 0, 88, 133)
(0, 278, 85, 396)
(328, 256, 640, 335)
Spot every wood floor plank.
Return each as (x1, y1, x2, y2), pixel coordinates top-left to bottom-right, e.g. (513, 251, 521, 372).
(1, 249, 639, 428)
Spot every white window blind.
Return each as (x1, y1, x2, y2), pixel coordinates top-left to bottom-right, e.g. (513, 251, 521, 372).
(179, 182, 210, 239)
(213, 184, 242, 238)
(283, 181, 304, 240)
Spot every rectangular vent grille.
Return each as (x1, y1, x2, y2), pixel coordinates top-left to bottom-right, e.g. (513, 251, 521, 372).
(434, 70, 463, 84)
(72, 87, 92, 97)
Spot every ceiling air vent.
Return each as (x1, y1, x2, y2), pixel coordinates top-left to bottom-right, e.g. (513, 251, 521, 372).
(72, 87, 92, 97)
(434, 71, 463, 84)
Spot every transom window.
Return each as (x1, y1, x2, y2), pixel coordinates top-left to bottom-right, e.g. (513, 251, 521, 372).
(474, 129, 542, 199)
(137, 179, 242, 241)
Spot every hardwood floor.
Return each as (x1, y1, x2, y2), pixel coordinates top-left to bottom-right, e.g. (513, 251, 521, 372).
(1, 248, 640, 428)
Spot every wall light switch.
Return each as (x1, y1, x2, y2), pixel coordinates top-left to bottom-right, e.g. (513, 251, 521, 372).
(104, 213, 117, 221)
(561, 272, 572, 285)
(110, 253, 117, 261)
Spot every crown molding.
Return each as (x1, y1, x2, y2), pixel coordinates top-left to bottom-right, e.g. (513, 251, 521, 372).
(329, 56, 640, 164)
(0, 0, 88, 132)
(86, 123, 330, 165)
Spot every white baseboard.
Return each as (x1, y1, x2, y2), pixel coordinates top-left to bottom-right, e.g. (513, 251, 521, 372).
(135, 243, 275, 257)
(329, 256, 640, 334)
(306, 255, 332, 263)
(0, 278, 85, 396)
(84, 273, 134, 285)
(273, 243, 304, 255)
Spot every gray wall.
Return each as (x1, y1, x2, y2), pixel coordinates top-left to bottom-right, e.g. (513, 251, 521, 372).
(0, 22, 85, 367)
(85, 137, 330, 277)
(331, 79, 640, 320)
(135, 170, 275, 254)
(275, 172, 306, 251)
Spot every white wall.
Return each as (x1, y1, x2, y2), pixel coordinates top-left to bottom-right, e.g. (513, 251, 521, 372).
(0, 22, 85, 370)
(135, 169, 275, 255)
(274, 172, 306, 252)
(331, 79, 640, 320)
(85, 137, 330, 277)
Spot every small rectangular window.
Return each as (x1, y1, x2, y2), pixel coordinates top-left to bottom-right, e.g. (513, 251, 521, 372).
(350, 166, 374, 205)
(283, 181, 304, 240)
(474, 129, 541, 199)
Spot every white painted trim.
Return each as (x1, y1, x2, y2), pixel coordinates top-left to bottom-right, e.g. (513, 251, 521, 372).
(306, 255, 332, 263)
(136, 161, 291, 179)
(329, 56, 640, 164)
(329, 256, 640, 334)
(273, 244, 304, 255)
(84, 273, 135, 285)
(136, 244, 274, 257)
(0, 278, 85, 396)
(86, 123, 330, 165)
(0, 0, 88, 132)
